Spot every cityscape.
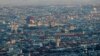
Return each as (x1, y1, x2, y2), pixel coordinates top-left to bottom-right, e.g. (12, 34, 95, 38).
(0, 1, 100, 56)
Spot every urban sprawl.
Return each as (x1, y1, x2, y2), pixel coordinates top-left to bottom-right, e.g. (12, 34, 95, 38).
(0, 5, 100, 56)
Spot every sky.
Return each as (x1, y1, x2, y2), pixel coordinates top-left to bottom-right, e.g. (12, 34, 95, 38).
(0, 0, 99, 6)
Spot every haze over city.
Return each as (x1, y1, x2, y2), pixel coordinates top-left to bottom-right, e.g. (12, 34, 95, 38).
(0, 0, 100, 6)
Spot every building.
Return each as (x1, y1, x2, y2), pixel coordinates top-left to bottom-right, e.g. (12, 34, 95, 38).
(10, 22, 19, 33)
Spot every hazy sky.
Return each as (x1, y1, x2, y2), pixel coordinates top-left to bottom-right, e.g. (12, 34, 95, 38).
(0, 0, 99, 6)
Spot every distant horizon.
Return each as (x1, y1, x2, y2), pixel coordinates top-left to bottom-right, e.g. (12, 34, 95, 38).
(0, 4, 99, 7)
(0, 0, 99, 6)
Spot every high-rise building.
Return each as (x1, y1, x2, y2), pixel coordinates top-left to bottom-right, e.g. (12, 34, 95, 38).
(69, 25, 76, 30)
(10, 22, 19, 33)
(55, 37, 61, 47)
(20, 15, 26, 25)
(37, 20, 42, 26)
(26, 16, 36, 27)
